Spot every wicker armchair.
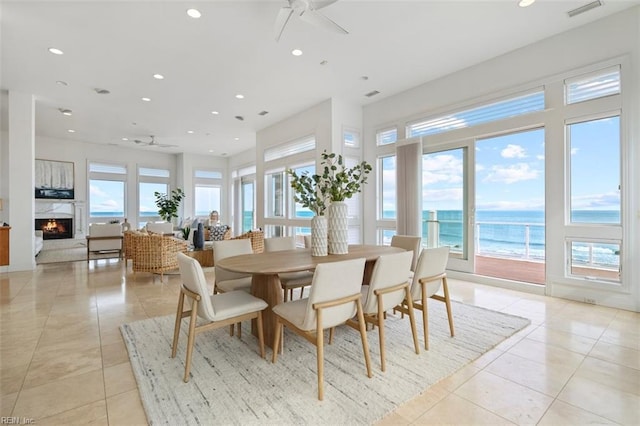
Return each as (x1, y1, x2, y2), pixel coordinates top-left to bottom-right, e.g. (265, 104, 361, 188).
(130, 233, 189, 279)
(230, 229, 264, 253)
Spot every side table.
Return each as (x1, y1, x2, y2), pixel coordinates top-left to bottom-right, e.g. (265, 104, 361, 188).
(186, 248, 214, 267)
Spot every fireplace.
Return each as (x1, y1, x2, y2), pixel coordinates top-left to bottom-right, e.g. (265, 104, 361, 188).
(35, 218, 73, 240)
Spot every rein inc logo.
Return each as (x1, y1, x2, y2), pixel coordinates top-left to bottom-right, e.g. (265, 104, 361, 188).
(1, 418, 34, 425)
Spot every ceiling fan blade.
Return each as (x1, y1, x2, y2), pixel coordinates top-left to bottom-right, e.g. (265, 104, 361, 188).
(299, 9, 348, 35)
(310, 0, 339, 10)
(274, 7, 294, 41)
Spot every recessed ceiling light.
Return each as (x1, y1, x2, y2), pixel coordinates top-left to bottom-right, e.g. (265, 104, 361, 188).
(291, 49, 303, 56)
(235, 94, 244, 99)
(122, 137, 129, 141)
(234, 137, 239, 141)
(56, 80, 68, 86)
(67, 129, 75, 133)
(187, 130, 194, 134)
(48, 47, 64, 55)
(153, 74, 164, 80)
(58, 108, 72, 116)
(186, 8, 201, 18)
(208, 149, 214, 153)
(211, 111, 219, 115)
(141, 97, 151, 102)
(518, 0, 535, 7)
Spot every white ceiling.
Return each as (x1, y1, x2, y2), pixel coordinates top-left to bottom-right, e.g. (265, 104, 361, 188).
(2, 0, 639, 157)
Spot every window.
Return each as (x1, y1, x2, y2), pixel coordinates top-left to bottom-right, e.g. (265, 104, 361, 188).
(568, 239, 620, 282)
(568, 115, 621, 224)
(379, 155, 396, 220)
(407, 89, 544, 138)
(241, 178, 255, 232)
(88, 162, 126, 222)
(376, 127, 397, 146)
(291, 164, 315, 219)
(194, 169, 222, 219)
(264, 135, 315, 162)
(138, 167, 170, 225)
(265, 171, 285, 218)
(343, 128, 360, 148)
(565, 66, 621, 105)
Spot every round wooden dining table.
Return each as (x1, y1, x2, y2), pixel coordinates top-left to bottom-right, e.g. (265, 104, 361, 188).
(216, 244, 404, 349)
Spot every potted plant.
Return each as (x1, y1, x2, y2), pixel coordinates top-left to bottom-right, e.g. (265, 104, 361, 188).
(154, 188, 185, 223)
(287, 168, 330, 256)
(318, 151, 372, 254)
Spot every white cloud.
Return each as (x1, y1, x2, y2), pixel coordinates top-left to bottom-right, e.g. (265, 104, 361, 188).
(501, 144, 527, 158)
(476, 199, 545, 210)
(571, 192, 620, 209)
(571, 147, 579, 155)
(483, 163, 539, 184)
(422, 154, 463, 185)
(536, 154, 545, 160)
(90, 184, 109, 198)
(423, 187, 463, 202)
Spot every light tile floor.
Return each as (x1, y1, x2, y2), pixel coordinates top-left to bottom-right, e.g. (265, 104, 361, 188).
(1, 259, 638, 425)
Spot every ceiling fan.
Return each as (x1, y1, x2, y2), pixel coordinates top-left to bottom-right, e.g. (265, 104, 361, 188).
(274, 0, 348, 42)
(132, 135, 177, 148)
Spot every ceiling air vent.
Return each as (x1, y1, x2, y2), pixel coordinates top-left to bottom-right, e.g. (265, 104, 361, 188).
(235, 115, 244, 121)
(258, 111, 269, 116)
(567, 0, 602, 17)
(94, 88, 110, 95)
(365, 90, 380, 98)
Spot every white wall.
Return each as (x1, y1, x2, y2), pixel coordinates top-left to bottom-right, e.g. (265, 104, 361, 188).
(362, 8, 640, 311)
(36, 135, 178, 233)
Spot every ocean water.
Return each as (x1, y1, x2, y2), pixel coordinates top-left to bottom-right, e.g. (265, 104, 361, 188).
(91, 209, 620, 267)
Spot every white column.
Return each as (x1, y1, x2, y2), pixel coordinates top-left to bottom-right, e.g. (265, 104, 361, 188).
(8, 91, 36, 271)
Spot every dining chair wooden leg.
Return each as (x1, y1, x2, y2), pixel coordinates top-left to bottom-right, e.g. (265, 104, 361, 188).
(355, 299, 372, 379)
(442, 276, 455, 337)
(272, 319, 282, 363)
(422, 283, 429, 350)
(316, 309, 325, 401)
(376, 294, 387, 372)
(229, 324, 234, 336)
(256, 311, 265, 359)
(184, 299, 199, 383)
(171, 290, 185, 358)
(405, 288, 420, 355)
(237, 322, 242, 338)
(283, 287, 289, 303)
(329, 327, 335, 345)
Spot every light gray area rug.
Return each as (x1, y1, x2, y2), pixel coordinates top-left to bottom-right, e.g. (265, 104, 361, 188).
(36, 246, 119, 264)
(121, 300, 530, 425)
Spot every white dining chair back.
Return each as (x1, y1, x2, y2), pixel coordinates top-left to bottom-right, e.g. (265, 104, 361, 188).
(302, 258, 365, 330)
(265, 236, 313, 302)
(177, 252, 216, 321)
(264, 236, 296, 252)
(390, 235, 422, 272)
(410, 246, 450, 301)
(362, 251, 413, 314)
(213, 239, 253, 292)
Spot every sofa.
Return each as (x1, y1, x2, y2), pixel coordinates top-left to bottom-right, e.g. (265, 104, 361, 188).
(34, 230, 43, 256)
(146, 221, 174, 235)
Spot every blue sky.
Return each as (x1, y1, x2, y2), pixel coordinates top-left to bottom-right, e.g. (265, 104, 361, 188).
(383, 116, 620, 213)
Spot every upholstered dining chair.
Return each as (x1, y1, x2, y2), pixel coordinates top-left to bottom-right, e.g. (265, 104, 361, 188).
(356, 251, 420, 371)
(390, 235, 422, 278)
(394, 246, 454, 350)
(213, 239, 253, 293)
(264, 236, 314, 302)
(271, 258, 372, 401)
(172, 253, 267, 382)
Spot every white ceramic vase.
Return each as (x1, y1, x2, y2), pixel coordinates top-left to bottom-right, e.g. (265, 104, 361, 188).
(310, 215, 328, 257)
(328, 201, 349, 254)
